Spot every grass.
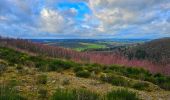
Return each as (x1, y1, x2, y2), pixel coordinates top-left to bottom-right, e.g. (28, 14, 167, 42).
(38, 88, 48, 99)
(0, 85, 26, 100)
(0, 61, 7, 75)
(75, 42, 106, 51)
(0, 47, 78, 72)
(51, 88, 99, 100)
(100, 74, 130, 87)
(103, 64, 170, 90)
(105, 89, 139, 100)
(132, 82, 149, 90)
(37, 74, 48, 85)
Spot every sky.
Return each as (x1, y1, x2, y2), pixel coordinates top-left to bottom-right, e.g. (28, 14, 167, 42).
(0, 0, 170, 39)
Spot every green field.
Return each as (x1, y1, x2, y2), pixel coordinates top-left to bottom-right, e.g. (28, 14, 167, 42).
(75, 42, 107, 51)
(32, 39, 148, 52)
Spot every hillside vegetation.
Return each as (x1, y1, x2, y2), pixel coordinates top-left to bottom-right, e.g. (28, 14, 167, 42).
(0, 46, 170, 99)
(122, 38, 170, 65)
(0, 37, 169, 75)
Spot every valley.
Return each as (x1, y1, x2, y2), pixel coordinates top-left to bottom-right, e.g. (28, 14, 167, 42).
(30, 39, 149, 51)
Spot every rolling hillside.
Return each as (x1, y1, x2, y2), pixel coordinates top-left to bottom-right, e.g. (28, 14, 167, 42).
(123, 38, 170, 65)
(0, 45, 170, 99)
(0, 37, 170, 75)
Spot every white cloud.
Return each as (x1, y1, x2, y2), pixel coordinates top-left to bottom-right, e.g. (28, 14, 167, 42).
(0, 0, 170, 38)
(0, 16, 7, 21)
(39, 8, 65, 33)
(88, 0, 170, 35)
(70, 8, 78, 15)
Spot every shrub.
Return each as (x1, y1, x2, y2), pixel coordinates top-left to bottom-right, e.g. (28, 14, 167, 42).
(155, 76, 167, 84)
(0, 48, 28, 65)
(108, 65, 126, 74)
(76, 70, 91, 78)
(132, 82, 149, 91)
(100, 74, 130, 87)
(37, 74, 48, 84)
(0, 85, 26, 100)
(105, 89, 139, 100)
(35, 61, 48, 72)
(51, 88, 99, 100)
(144, 76, 156, 83)
(126, 68, 146, 76)
(159, 82, 170, 90)
(73, 66, 84, 72)
(154, 73, 163, 78)
(108, 65, 152, 81)
(48, 60, 74, 71)
(86, 65, 102, 74)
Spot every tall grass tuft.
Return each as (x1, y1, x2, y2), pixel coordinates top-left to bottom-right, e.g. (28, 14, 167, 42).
(0, 85, 26, 100)
(51, 88, 99, 100)
(105, 89, 139, 100)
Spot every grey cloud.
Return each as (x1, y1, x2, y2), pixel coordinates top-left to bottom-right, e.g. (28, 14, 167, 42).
(88, 0, 170, 36)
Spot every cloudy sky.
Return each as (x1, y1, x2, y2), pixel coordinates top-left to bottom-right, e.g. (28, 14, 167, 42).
(0, 0, 170, 39)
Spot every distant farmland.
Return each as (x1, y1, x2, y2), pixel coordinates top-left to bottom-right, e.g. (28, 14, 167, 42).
(30, 39, 149, 51)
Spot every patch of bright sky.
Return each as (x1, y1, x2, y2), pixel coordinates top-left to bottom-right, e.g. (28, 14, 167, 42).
(56, 1, 91, 20)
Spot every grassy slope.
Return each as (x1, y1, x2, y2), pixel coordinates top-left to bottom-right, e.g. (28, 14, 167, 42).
(0, 47, 170, 99)
(1, 66, 170, 100)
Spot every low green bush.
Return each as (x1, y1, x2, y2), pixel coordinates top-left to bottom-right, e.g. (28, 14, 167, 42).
(48, 60, 75, 71)
(154, 73, 163, 78)
(132, 82, 149, 90)
(76, 70, 91, 78)
(86, 65, 102, 74)
(105, 89, 139, 100)
(159, 82, 170, 90)
(155, 76, 167, 84)
(107, 65, 152, 80)
(73, 66, 84, 72)
(0, 47, 29, 65)
(100, 74, 130, 87)
(156, 76, 170, 90)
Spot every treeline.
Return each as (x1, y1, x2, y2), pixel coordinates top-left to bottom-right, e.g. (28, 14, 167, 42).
(121, 38, 170, 65)
(0, 37, 169, 75)
(0, 37, 89, 62)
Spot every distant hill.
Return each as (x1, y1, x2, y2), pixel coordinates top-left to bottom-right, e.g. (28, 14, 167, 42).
(123, 37, 170, 65)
